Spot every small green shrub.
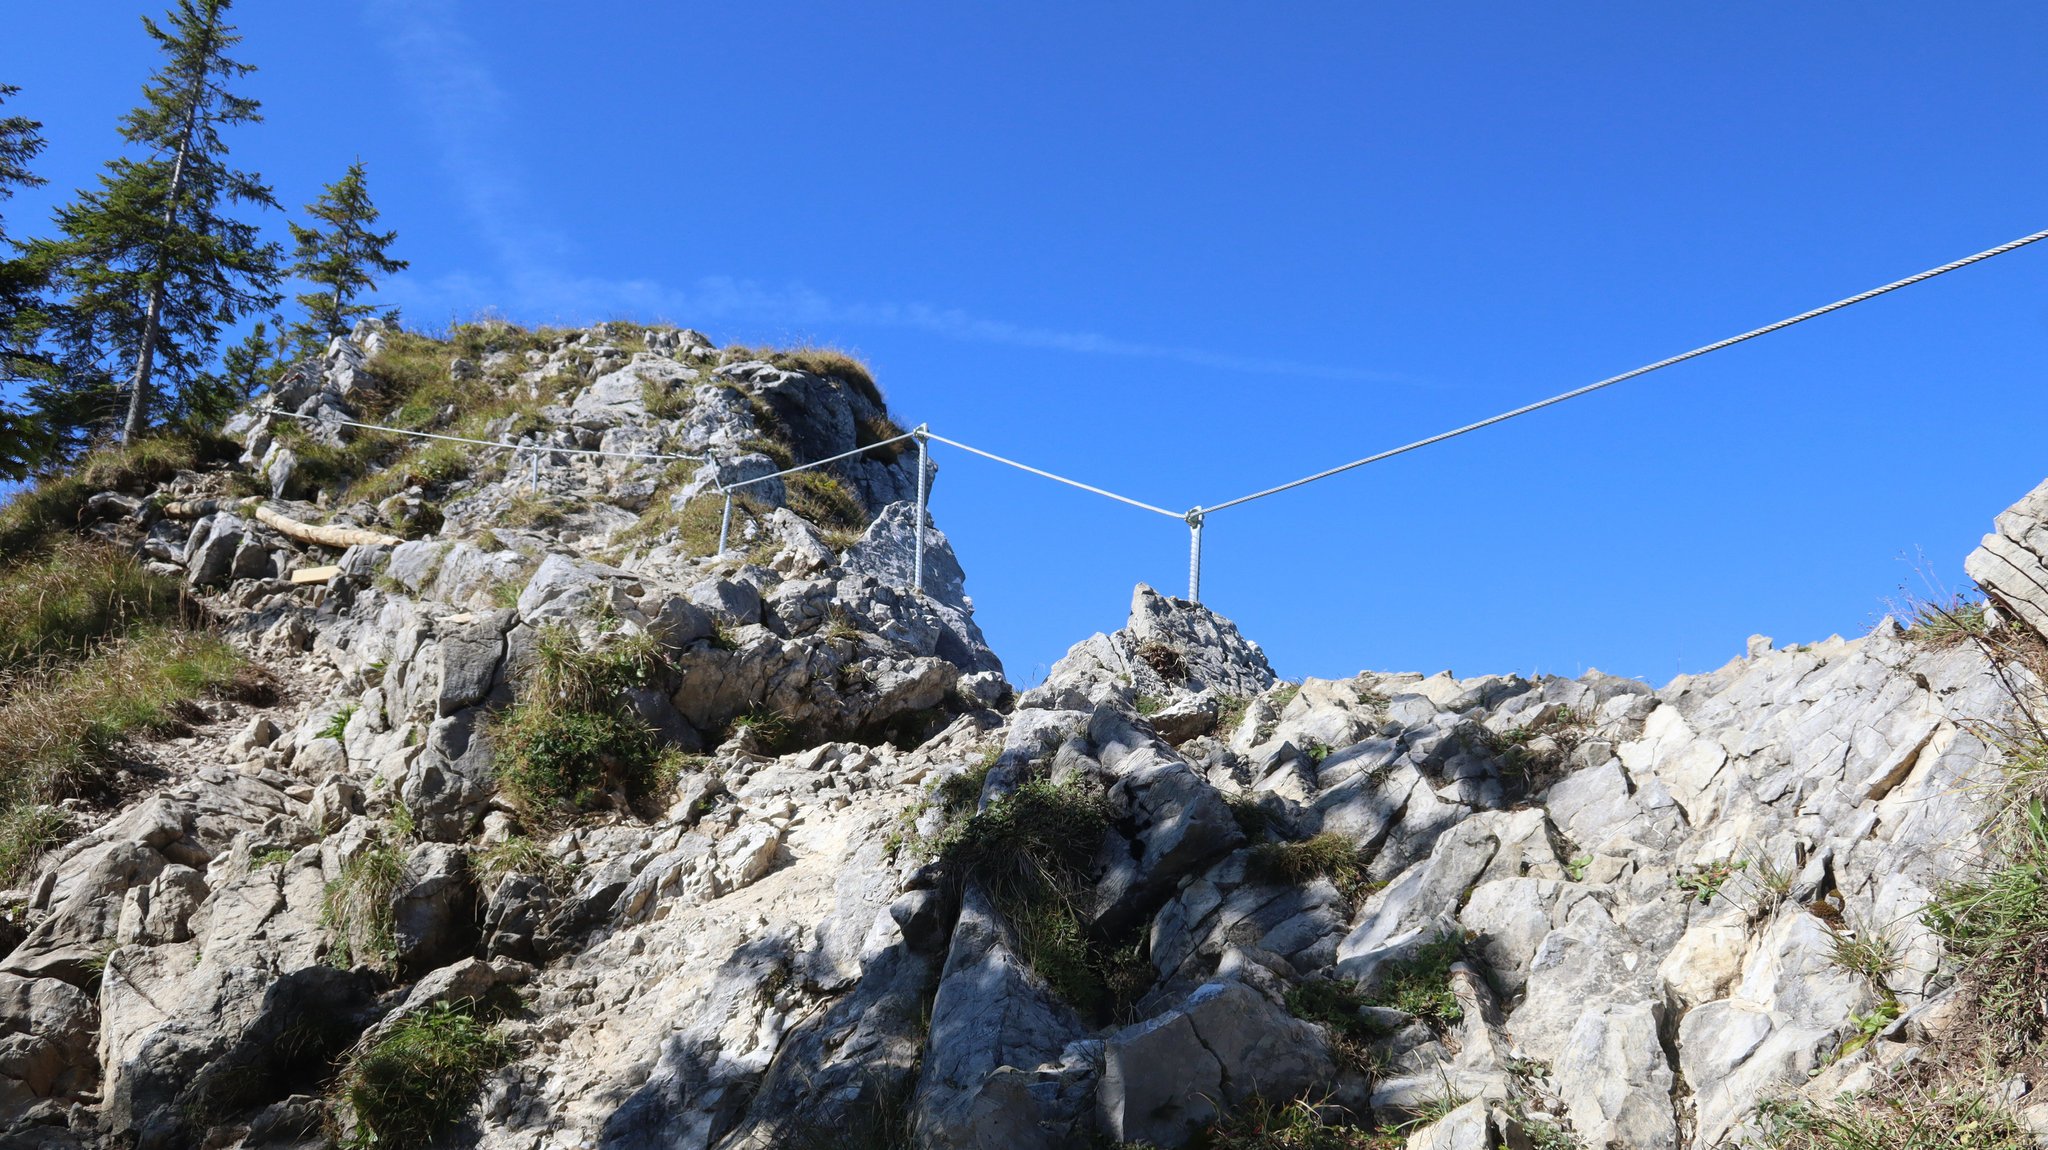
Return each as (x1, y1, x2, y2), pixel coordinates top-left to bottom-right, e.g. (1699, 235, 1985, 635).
(1827, 916, 1901, 987)
(785, 469, 869, 538)
(336, 1001, 511, 1148)
(1367, 934, 1464, 1026)
(924, 777, 1138, 1018)
(1225, 790, 1271, 839)
(933, 749, 999, 812)
(319, 704, 358, 743)
(1676, 857, 1746, 904)
(1286, 977, 1394, 1074)
(1216, 694, 1252, 738)
(490, 626, 673, 820)
(474, 834, 560, 888)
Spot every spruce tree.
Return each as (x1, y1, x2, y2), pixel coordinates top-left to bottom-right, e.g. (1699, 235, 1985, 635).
(288, 160, 405, 357)
(33, 0, 281, 448)
(0, 84, 52, 480)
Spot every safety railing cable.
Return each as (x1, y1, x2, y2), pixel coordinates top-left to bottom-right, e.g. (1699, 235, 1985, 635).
(921, 432, 1183, 519)
(1200, 226, 2048, 515)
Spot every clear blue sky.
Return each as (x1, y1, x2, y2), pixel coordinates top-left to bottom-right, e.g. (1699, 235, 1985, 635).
(7, 2, 2048, 687)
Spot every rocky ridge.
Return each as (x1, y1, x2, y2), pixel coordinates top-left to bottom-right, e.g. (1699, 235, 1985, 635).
(0, 321, 2044, 1150)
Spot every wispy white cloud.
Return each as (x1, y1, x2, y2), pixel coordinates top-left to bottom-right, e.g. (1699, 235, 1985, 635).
(365, 0, 1411, 386)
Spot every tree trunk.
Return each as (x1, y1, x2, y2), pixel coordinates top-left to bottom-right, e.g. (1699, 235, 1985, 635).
(121, 14, 214, 444)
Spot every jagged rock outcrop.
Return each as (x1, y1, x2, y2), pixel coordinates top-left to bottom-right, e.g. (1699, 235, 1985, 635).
(1968, 474, 2048, 638)
(4, 319, 2047, 1149)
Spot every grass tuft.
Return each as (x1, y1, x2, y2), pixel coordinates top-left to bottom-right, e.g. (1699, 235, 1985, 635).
(0, 628, 243, 880)
(335, 1000, 511, 1148)
(1286, 978, 1394, 1075)
(322, 822, 407, 973)
(0, 433, 231, 561)
(1755, 1084, 2032, 1150)
(1247, 832, 1379, 907)
(1366, 933, 1465, 1027)
(921, 776, 1145, 1019)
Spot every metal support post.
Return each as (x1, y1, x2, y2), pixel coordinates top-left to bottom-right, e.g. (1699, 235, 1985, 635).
(912, 425, 930, 595)
(1185, 508, 1205, 603)
(528, 452, 540, 492)
(717, 492, 733, 554)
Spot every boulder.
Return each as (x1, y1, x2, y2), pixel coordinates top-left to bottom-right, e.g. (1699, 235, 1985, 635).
(391, 843, 477, 974)
(1098, 967, 1338, 1147)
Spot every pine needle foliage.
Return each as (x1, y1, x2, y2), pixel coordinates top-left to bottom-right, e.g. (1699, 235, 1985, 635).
(29, 0, 282, 449)
(287, 159, 405, 356)
(0, 84, 55, 480)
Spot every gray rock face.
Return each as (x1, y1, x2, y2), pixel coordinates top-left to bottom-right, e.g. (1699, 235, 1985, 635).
(1127, 583, 1277, 696)
(841, 501, 1002, 676)
(1966, 474, 2048, 640)
(911, 887, 1096, 1150)
(184, 512, 251, 588)
(0, 974, 97, 1112)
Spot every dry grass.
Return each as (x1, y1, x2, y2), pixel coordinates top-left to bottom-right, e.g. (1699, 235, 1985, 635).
(1756, 1081, 2032, 1150)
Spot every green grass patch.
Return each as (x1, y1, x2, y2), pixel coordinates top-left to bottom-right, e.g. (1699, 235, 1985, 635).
(1365, 933, 1464, 1027)
(0, 541, 189, 677)
(922, 776, 1146, 1019)
(1286, 977, 1395, 1075)
(0, 805, 70, 888)
(0, 432, 232, 562)
(1755, 1086, 2032, 1150)
(761, 346, 885, 411)
(1198, 1096, 1400, 1149)
(0, 627, 242, 813)
(1899, 591, 1993, 647)
(1926, 793, 2048, 1055)
(335, 1001, 511, 1148)
(474, 834, 561, 889)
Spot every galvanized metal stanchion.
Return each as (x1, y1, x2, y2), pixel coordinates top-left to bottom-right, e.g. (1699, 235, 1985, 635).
(717, 491, 733, 554)
(912, 425, 930, 595)
(1185, 507, 1205, 603)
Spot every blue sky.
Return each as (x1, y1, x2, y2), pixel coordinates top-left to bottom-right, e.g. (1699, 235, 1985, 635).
(6, 2, 2048, 686)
